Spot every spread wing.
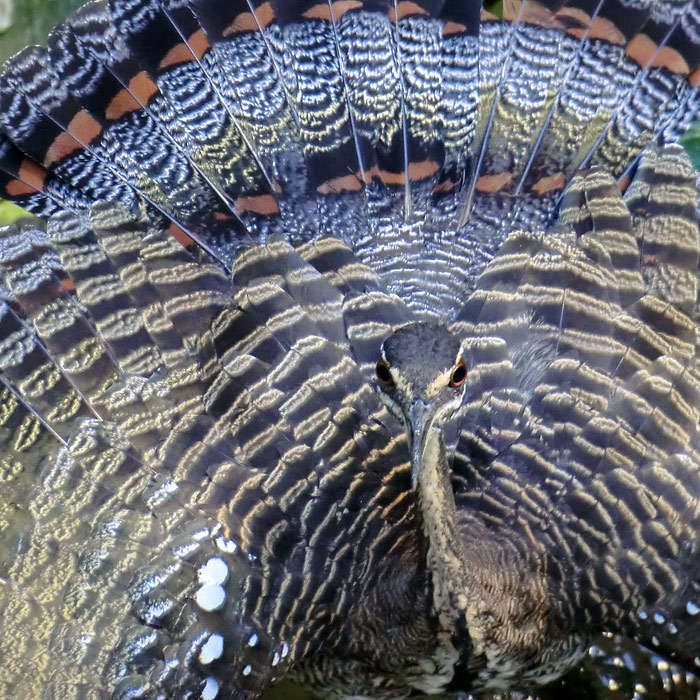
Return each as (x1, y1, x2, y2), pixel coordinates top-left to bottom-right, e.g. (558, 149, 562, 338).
(451, 143, 700, 675)
(0, 205, 415, 699)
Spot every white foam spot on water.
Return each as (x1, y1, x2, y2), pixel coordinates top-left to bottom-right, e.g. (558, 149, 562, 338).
(282, 642, 289, 658)
(248, 633, 258, 647)
(272, 652, 280, 666)
(243, 665, 252, 676)
(638, 610, 648, 620)
(199, 558, 229, 586)
(200, 634, 224, 664)
(195, 584, 226, 612)
(653, 612, 665, 625)
(687, 601, 700, 616)
(201, 677, 219, 699)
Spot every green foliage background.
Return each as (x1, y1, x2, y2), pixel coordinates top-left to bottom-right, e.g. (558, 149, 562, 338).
(484, 0, 503, 15)
(0, 0, 83, 62)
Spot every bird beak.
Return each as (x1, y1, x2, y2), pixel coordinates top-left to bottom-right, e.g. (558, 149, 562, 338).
(408, 400, 434, 489)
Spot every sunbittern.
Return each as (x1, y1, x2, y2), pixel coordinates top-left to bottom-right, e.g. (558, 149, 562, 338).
(0, 1, 699, 699)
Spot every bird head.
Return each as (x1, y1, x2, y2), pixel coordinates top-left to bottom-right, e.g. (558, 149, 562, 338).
(375, 322, 467, 487)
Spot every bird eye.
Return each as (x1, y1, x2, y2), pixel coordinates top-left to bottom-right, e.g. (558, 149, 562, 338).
(376, 360, 394, 387)
(449, 360, 467, 388)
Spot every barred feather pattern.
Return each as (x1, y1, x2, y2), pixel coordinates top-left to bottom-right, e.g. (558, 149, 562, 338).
(1, 1, 700, 699)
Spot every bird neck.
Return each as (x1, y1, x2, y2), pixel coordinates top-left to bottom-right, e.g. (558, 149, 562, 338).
(415, 426, 473, 646)
(414, 427, 560, 679)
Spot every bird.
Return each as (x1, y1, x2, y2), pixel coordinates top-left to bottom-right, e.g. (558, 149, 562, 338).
(1, 0, 700, 699)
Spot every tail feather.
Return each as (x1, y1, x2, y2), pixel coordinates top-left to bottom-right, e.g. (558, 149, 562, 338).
(185, 0, 301, 162)
(107, 0, 272, 215)
(0, 46, 147, 219)
(164, 0, 280, 193)
(47, 1, 250, 249)
(578, 2, 700, 177)
(435, 0, 482, 177)
(0, 119, 95, 217)
(1, 1, 700, 321)
(267, 0, 367, 191)
(504, 1, 655, 195)
(475, 0, 700, 202)
(0, 136, 60, 218)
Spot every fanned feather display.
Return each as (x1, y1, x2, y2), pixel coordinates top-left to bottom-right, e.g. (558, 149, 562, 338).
(1, 1, 700, 699)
